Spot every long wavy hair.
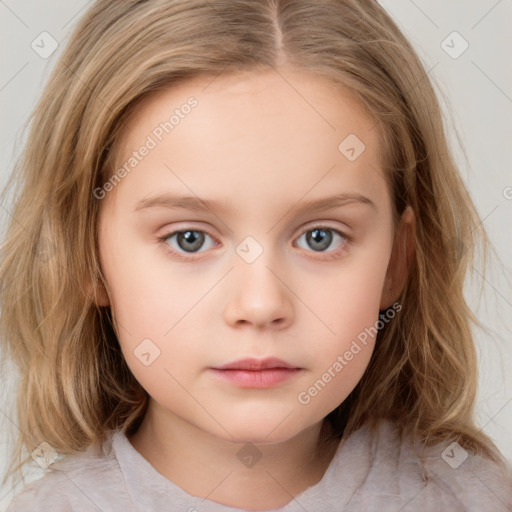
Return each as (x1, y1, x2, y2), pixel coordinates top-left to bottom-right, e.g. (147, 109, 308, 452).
(0, 0, 506, 485)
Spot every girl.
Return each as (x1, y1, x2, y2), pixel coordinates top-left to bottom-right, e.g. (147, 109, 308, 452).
(1, 0, 511, 510)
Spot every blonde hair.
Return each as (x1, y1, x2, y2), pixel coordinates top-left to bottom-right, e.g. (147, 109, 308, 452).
(0, 0, 506, 485)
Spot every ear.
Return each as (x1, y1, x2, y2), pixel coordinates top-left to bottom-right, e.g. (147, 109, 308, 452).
(89, 274, 111, 307)
(380, 205, 415, 310)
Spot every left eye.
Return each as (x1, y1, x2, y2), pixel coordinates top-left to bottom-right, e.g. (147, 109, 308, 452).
(295, 227, 347, 253)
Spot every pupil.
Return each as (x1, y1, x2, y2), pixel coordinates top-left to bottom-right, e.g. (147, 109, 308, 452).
(178, 231, 204, 252)
(307, 229, 332, 251)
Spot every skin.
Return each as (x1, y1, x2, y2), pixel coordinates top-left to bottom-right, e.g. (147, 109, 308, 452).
(95, 68, 414, 510)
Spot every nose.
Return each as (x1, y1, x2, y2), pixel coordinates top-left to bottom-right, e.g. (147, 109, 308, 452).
(223, 253, 294, 330)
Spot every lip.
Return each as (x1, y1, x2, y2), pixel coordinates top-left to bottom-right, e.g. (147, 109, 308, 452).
(213, 357, 299, 371)
(210, 358, 302, 389)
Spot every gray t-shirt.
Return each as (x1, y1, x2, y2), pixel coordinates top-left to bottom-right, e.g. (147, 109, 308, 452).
(6, 419, 512, 511)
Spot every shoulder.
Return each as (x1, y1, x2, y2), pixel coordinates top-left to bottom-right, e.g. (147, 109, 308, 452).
(6, 431, 136, 512)
(338, 419, 512, 511)
(417, 436, 512, 511)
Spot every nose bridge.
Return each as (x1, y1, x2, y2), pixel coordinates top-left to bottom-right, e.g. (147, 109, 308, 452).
(223, 235, 293, 328)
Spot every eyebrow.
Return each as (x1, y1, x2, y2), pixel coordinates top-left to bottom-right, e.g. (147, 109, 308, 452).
(133, 192, 376, 215)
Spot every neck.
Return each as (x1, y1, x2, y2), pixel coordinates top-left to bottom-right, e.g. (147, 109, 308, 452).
(128, 402, 341, 510)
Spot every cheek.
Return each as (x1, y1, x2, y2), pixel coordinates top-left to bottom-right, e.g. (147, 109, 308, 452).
(99, 220, 206, 339)
(98, 233, 199, 391)
(106, 276, 205, 371)
(306, 242, 390, 342)
(295, 245, 391, 409)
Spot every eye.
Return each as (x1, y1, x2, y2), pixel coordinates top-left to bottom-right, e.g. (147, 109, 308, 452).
(158, 229, 217, 256)
(295, 226, 349, 257)
(157, 225, 351, 261)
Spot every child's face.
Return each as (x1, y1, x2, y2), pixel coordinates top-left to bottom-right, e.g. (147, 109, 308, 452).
(97, 70, 397, 444)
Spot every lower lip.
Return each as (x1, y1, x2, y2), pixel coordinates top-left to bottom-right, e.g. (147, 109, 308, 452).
(210, 368, 302, 388)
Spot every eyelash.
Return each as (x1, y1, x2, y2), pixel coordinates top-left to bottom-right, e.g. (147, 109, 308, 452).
(156, 225, 353, 262)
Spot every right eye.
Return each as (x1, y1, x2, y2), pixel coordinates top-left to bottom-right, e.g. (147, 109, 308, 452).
(158, 229, 218, 257)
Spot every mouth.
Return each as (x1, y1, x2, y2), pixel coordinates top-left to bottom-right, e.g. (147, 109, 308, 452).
(210, 357, 303, 388)
(213, 357, 299, 371)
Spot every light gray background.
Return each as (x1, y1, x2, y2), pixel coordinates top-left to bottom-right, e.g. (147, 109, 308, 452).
(1, 0, 511, 509)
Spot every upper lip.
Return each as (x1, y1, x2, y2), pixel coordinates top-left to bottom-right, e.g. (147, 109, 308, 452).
(213, 357, 299, 370)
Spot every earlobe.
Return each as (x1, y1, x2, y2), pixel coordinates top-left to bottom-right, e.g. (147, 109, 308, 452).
(90, 276, 111, 307)
(380, 206, 415, 310)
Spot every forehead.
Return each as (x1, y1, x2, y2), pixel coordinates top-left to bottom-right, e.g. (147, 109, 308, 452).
(103, 69, 387, 215)
(117, 68, 380, 155)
